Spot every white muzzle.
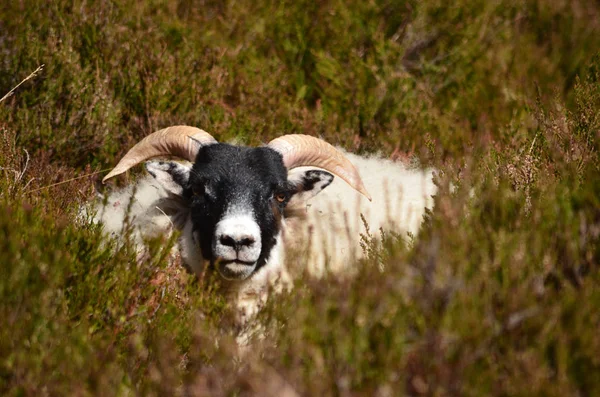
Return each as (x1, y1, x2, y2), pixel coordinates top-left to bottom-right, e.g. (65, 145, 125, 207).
(213, 213, 262, 280)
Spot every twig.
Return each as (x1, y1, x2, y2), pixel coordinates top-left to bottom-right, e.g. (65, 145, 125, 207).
(528, 131, 540, 155)
(22, 177, 36, 191)
(16, 149, 30, 184)
(149, 287, 166, 321)
(0, 65, 45, 104)
(24, 167, 112, 194)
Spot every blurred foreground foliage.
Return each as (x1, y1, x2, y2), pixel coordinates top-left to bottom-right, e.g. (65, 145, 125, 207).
(1, 0, 599, 395)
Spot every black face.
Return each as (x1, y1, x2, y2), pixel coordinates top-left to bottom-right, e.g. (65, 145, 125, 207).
(145, 142, 335, 280)
(184, 144, 296, 272)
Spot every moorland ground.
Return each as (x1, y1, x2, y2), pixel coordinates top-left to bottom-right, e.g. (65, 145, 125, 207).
(1, 1, 600, 395)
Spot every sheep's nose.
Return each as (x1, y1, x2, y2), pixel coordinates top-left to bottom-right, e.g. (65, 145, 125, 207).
(214, 214, 262, 263)
(219, 234, 256, 251)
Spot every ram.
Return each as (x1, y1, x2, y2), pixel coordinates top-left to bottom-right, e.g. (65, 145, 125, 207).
(94, 126, 436, 319)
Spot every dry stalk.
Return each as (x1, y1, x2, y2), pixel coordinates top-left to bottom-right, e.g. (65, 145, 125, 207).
(0, 64, 45, 104)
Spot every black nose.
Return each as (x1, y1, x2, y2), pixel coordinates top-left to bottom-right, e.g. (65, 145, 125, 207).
(219, 234, 256, 251)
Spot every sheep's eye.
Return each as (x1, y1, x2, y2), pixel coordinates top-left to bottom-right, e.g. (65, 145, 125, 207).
(275, 193, 286, 203)
(192, 186, 204, 197)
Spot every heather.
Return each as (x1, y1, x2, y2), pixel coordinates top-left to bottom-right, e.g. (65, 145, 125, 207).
(1, 1, 599, 395)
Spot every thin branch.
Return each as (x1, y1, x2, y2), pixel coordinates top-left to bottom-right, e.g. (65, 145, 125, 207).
(24, 167, 112, 194)
(16, 149, 30, 183)
(0, 64, 45, 104)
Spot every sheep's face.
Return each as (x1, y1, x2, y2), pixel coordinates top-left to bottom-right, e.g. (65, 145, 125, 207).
(146, 143, 333, 281)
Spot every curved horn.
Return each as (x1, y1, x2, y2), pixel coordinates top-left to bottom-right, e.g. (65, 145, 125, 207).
(103, 126, 217, 183)
(268, 134, 371, 201)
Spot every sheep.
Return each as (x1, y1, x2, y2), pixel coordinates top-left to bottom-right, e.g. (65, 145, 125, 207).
(91, 126, 437, 322)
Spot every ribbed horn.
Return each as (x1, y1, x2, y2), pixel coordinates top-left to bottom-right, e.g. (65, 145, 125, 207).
(103, 126, 217, 183)
(268, 134, 371, 201)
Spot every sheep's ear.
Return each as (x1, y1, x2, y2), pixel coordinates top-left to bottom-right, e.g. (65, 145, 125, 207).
(288, 169, 334, 205)
(145, 161, 191, 197)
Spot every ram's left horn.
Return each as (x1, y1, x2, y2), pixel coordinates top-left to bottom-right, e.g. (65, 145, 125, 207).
(103, 126, 217, 183)
(268, 134, 372, 201)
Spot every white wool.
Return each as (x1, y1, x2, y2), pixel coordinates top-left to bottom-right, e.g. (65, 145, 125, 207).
(83, 176, 177, 245)
(284, 152, 437, 275)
